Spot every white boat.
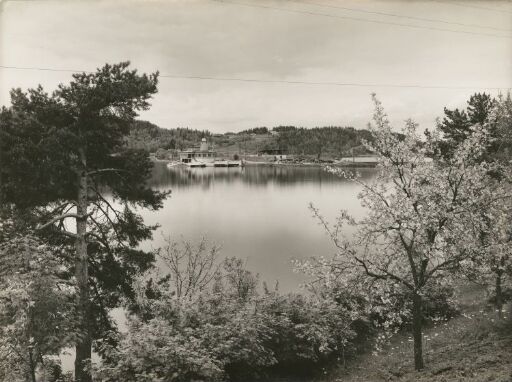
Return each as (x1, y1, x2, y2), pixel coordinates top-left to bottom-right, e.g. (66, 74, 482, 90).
(178, 138, 243, 168)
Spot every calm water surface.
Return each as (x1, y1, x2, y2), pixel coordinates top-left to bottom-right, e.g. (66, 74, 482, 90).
(142, 162, 378, 292)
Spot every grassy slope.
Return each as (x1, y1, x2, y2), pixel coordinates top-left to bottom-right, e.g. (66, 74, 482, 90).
(322, 286, 512, 382)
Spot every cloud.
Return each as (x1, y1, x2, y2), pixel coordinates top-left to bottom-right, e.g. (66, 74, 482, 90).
(1, 0, 511, 132)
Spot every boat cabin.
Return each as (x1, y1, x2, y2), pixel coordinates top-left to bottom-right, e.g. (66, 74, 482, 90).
(179, 138, 216, 164)
(175, 138, 242, 168)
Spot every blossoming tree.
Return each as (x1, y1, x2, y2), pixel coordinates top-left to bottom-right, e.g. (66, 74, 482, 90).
(301, 95, 509, 370)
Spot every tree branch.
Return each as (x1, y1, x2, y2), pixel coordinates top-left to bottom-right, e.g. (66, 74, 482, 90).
(354, 256, 414, 290)
(86, 168, 130, 176)
(36, 213, 87, 231)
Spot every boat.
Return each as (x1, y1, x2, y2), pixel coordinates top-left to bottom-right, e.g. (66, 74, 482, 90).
(178, 138, 243, 168)
(166, 161, 181, 168)
(211, 159, 243, 167)
(213, 159, 228, 167)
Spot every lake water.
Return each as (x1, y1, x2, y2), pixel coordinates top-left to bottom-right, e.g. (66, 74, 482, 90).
(142, 162, 378, 292)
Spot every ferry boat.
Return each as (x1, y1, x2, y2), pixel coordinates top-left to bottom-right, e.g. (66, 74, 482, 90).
(176, 138, 242, 168)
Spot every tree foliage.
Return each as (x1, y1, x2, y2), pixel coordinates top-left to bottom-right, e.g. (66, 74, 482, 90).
(275, 126, 373, 159)
(298, 94, 510, 371)
(437, 92, 498, 158)
(0, 62, 167, 382)
(0, 227, 75, 382)
(456, 94, 512, 315)
(127, 120, 211, 152)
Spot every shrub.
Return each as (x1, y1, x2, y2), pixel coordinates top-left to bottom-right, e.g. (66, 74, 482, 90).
(97, 254, 364, 381)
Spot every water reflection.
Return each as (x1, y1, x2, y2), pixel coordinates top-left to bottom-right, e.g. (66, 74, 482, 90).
(150, 162, 377, 190)
(141, 162, 378, 293)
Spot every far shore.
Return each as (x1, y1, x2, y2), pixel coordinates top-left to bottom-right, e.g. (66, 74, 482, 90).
(152, 156, 378, 168)
(243, 160, 377, 168)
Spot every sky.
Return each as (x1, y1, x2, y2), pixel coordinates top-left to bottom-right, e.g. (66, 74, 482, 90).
(1, 0, 511, 133)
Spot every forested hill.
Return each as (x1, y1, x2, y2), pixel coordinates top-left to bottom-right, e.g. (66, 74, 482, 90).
(126, 120, 212, 152)
(127, 120, 374, 158)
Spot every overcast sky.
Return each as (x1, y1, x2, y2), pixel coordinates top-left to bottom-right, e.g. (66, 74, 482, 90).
(1, 0, 511, 133)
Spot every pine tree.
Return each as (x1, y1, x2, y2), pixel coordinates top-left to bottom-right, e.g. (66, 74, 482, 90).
(438, 92, 496, 157)
(0, 62, 168, 382)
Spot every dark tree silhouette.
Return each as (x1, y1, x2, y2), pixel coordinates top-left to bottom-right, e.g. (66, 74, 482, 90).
(438, 93, 496, 157)
(0, 62, 168, 382)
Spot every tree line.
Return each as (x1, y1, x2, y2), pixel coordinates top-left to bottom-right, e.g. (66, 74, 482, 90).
(127, 120, 211, 153)
(273, 126, 373, 159)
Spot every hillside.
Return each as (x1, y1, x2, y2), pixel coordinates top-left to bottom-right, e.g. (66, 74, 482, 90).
(321, 286, 512, 382)
(127, 120, 374, 159)
(126, 120, 212, 152)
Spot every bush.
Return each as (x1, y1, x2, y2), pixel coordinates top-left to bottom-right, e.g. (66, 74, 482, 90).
(154, 148, 168, 160)
(95, 318, 224, 382)
(257, 292, 360, 376)
(97, 255, 365, 381)
(368, 281, 460, 334)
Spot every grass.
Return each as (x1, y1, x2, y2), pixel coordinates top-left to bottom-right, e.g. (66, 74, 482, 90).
(321, 285, 512, 382)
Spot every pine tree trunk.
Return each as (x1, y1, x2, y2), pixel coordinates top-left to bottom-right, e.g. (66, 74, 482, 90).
(74, 148, 92, 382)
(412, 293, 424, 371)
(495, 272, 503, 319)
(28, 348, 37, 382)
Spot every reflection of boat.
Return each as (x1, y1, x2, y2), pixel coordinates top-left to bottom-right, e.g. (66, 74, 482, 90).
(178, 138, 242, 168)
(150, 161, 377, 190)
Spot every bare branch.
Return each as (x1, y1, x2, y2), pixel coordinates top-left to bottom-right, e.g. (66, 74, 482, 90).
(86, 168, 130, 176)
(36, 213, 87, 231)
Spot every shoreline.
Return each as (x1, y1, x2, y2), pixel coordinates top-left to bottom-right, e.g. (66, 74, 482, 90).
(153, 157, 378, 168)
(243, 160, 378, 168)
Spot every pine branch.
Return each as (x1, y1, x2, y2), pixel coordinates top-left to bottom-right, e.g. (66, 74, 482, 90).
(86, 168, 130, 176)
(36, 213, 87, 230)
